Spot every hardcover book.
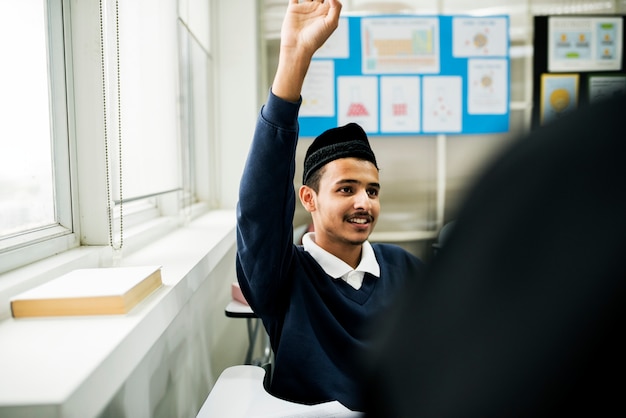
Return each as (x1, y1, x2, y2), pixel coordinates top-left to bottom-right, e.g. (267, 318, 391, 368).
(10, 265, 163, 318)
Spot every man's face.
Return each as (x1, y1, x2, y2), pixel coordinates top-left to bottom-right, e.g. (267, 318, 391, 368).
(304, 157, 380, 252)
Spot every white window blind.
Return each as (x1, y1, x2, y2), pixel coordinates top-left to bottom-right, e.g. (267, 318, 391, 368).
(102, 0, 181, 203)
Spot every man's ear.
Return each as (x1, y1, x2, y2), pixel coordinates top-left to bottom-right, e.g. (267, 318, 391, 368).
(299, 185, 316, 213)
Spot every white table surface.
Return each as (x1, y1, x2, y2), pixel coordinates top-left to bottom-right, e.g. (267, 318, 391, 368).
(197, 365, 363, 418)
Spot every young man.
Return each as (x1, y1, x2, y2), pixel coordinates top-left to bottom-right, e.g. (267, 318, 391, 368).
(235, 0, 424, 411)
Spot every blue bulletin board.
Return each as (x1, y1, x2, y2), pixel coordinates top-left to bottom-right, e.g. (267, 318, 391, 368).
(298, 14, 510, 137)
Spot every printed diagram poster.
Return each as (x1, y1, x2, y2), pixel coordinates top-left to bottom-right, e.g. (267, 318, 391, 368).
(380, 76, 421, 133)
(422, 76, 462, 133)
(453, 17, 508, 57)
(468, 59, 508, 114)
(540, 73, 579, 125)
(361, 17, 440, 74)
(337, 76, 378, 132)
(588, 74, 626, 103)
(301, 61, 336, 117)
(548, 17, 623, 72)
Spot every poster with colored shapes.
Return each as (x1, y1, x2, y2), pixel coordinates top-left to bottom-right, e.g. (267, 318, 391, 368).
(337, 76, 378, 132)
(468, 59, 509, 115)
(453, 17, 508, 57)
(380, 76, 421, 133)
(540, 73, 579, 126)
(422, 76, 463, 133)
(548, 17, 623, 72)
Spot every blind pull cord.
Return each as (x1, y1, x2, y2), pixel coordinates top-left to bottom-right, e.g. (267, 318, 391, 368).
(99, 0, 124, 262)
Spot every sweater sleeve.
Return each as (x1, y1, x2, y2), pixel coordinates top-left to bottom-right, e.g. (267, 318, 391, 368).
(236, 90, 302, 316)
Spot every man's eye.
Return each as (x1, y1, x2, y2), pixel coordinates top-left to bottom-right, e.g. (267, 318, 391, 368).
(339, 187, 352, 193)
(368, 189, 379, 197)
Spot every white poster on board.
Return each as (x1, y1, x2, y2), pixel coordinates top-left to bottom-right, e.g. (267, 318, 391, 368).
(301, 61, 336, 117)
(468, 59, 508, 114)
(422, 76, 462, 133)
(380, 76, 421, 133)
(453, 17, 508, 57)
(337, 76, 379, 132)
(361, 17, 440, 74)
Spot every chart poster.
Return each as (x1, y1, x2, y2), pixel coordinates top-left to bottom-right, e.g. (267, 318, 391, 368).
(298, 14, 510, 137)
(361, 16, 440, 75)
(548, 16, 624, 72)
(540, 73, 580, 126)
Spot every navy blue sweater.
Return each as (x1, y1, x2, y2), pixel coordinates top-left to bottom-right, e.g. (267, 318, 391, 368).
(236, 91, 424, 411)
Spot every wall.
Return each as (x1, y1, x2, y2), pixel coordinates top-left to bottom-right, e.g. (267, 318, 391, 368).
(215, 1, 262, 210)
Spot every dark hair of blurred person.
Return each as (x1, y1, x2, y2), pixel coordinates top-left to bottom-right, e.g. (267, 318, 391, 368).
(362, 92, 626, 417)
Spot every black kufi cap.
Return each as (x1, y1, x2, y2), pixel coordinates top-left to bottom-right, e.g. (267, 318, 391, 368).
(303, 123, 378, 184)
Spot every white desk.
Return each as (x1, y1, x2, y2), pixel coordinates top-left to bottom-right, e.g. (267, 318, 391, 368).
(225, 300, 256, 317)
(197, 365, 362, 418)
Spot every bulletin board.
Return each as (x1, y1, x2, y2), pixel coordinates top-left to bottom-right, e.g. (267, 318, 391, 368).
(532, 15, 626, 129)
(298, 14, 511, 137)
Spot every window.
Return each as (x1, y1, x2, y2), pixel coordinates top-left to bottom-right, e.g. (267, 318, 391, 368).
(0, 0, 76, 273)
(0, 0, 215, 275)
(178, 17, 218, 214)
(98, 0, 215, 243)
(0, 1, 54, 237)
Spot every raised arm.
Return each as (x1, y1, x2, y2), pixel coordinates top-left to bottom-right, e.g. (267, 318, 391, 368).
(236, 0, 342, 315)
(272, 0, 342, 102)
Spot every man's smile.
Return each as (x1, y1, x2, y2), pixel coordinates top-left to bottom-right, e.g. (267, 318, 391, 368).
(346, 212, 374, 225)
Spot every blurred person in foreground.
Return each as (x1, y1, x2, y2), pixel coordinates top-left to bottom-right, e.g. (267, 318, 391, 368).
(363, 92, 626, 417)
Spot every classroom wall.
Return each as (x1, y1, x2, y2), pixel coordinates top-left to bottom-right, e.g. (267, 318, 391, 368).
(214, 1, 262, 210)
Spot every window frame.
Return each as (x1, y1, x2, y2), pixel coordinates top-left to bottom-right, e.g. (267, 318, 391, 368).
(0, 0, 79, 274)
(0, 0, 218, 276)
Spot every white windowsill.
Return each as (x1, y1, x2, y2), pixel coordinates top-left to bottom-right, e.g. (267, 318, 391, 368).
(0, 209, 237, 417)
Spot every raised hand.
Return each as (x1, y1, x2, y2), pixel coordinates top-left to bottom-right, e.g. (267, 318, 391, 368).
(272, 0, 342, 102)
(280, 0, 342, 57)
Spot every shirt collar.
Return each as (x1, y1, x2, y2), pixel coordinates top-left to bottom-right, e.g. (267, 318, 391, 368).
(302, 232, 380, 279)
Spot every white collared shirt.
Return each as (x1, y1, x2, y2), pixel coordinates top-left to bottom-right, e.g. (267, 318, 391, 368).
(302, 232, 380, 290)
